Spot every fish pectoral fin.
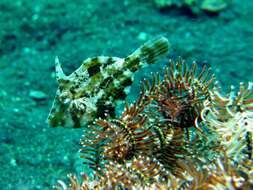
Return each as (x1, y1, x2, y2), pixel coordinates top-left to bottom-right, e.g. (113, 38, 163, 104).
(47, 95, 67, 127)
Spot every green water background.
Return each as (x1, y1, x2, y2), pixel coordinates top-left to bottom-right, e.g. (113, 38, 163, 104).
(0, 0, 253, 189)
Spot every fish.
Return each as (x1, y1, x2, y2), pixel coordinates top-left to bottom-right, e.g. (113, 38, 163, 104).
(48, 36, 170, 128)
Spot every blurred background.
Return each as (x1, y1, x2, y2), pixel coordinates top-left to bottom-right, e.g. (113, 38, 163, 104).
(0, 0, 252, 189)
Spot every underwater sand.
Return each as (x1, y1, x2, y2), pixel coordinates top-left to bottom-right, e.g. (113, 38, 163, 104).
(0, 0, 253, 189)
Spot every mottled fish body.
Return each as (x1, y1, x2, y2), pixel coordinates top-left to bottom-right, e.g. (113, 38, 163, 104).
(48, 36, 169, 128)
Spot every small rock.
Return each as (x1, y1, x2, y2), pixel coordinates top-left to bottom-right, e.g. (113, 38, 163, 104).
(154, 0, 173, 8)
(29, 90, 48, 101)
(10, 158, 17, 166)
(137, 32, 149, 42)
(201, 0, 228, 12)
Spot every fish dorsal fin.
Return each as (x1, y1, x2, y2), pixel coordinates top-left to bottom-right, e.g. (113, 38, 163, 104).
(124, 36, 170, 71)
(55, 56, 68, 83)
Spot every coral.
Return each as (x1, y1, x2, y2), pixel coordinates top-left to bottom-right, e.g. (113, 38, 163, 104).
(54, 158, 253, 189)
(201, 82, 253, 162)
(143, 59, 214, 133)
(154, 0, 232, 14)
(50, 48, 252, 189)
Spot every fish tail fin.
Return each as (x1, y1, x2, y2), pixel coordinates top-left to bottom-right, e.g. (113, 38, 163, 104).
(125, 36, 170, 70)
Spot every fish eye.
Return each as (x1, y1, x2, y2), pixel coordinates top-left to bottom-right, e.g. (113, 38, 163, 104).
(59, 91, 70, 103)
